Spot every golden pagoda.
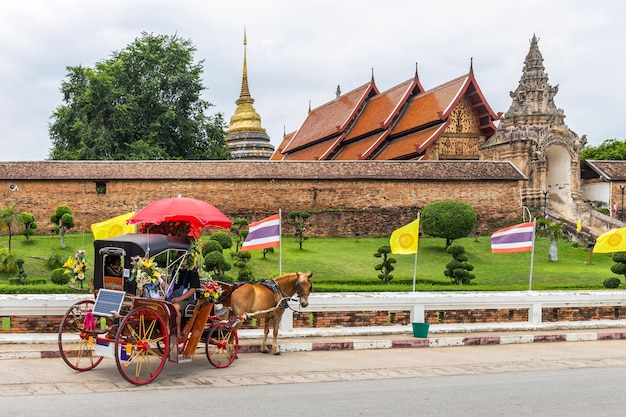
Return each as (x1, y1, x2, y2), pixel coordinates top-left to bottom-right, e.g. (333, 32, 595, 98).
(226, 30, 274, 160)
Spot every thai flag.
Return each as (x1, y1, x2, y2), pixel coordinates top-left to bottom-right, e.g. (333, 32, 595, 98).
(241, 214, 281, 251)
(490, 221, 535, 253)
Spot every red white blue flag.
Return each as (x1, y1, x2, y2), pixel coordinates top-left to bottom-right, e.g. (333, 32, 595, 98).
(241, 214, 281, 251)
(490, 222, 535, 253)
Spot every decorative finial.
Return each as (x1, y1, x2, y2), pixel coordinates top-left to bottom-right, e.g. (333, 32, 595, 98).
(336, 85, 341, 98)
(308, 100, 311, 113)
(371, 67, 375, 83)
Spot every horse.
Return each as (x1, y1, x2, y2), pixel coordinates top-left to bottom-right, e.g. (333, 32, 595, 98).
(229, 272, 313, 355)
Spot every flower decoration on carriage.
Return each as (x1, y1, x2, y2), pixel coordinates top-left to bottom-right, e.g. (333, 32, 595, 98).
(201, 279, 223, 303)
(129, 255, 165, 295)
(184, 240, 204, 271)
(138, 220, 201, 240)
(63, 249, 88, 288)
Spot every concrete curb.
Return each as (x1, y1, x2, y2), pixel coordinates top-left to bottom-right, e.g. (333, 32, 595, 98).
(3, 329, 626, 360)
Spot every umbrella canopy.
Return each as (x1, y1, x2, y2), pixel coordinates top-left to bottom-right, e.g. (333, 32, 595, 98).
(127, 197, 232, 229)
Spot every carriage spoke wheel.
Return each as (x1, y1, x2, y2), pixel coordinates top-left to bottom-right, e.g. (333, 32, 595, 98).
(205, 321, 238, 368)
(58, 300, 104, 371)
(115, 306, 168, 385)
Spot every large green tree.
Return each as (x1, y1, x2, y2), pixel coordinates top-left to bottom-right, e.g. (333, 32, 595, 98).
(581, 138, 626, 161)
(49, 32, 231, 160)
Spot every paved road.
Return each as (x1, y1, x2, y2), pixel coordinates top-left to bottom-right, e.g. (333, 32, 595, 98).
(3, 339, 626, 396)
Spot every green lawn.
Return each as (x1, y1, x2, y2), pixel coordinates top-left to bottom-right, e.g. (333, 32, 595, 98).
(0, 232, 619, 293)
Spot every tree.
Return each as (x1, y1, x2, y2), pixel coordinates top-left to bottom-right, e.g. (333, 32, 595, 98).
(18, 212, 37, 243)
(0, 204, 20, 251)
(537, 218, 563, 262)
(50, 205, 74, 249)
(421, 201, 477, 248)
(48, 32, 231, 161)
(444, 245, 475, 285)
(229, 218, 249, 252)
(581, 138, 626, 161)
(374, 245, 396, 284)
(288, 210, 313, 249)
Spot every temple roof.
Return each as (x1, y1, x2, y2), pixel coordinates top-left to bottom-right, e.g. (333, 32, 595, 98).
(582, 160, 626, 181)
(272, 65, 498, 161)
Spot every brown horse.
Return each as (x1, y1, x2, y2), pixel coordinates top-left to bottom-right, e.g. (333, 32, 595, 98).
(229, 272, 313, 355)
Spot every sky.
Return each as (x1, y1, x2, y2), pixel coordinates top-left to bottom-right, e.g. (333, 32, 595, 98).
(1, 0, 625, 161)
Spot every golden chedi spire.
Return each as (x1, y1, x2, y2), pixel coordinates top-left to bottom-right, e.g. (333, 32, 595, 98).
(226, 29, 275, 160)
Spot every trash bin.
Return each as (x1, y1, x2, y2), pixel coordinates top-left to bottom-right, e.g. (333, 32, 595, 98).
(412, 322, 430, 338)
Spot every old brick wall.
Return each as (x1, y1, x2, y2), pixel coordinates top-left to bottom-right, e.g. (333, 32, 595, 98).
(2, 178, 521, 237)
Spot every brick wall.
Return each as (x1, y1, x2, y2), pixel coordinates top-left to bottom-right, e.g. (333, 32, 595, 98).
(2, 178, 521, 237)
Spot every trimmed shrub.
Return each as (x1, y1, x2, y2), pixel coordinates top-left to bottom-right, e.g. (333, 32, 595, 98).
(603, 277, 621, 289)
(51, 267, 70, 285)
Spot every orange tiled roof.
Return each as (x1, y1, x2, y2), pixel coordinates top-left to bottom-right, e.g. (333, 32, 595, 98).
(281, 82, 377, 154)
(270, 131, 295, 160)
(274, 69, 498, 161)
(278, 137, 338, 161)
(374, 124, 449, 160)
(332, 132, 387, 160)
(346, 78, 417, 140)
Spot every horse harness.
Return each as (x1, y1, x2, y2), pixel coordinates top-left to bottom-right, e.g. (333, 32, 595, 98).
(260, 279, 292, 309)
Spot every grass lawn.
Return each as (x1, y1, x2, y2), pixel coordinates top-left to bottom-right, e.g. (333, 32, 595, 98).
(0, 232, 619, 292)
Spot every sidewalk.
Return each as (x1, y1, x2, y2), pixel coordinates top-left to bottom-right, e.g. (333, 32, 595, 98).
(3, 321, 626, 360)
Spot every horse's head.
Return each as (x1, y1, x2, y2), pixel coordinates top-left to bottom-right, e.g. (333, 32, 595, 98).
(295, 272, 313, 308)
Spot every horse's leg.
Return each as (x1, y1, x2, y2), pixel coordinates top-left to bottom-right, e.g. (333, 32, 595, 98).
(260, 319, 270, 353)
(271, 313, 283, 355)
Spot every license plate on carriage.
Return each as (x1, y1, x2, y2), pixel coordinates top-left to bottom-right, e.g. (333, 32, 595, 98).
(93, 338, 132, 360)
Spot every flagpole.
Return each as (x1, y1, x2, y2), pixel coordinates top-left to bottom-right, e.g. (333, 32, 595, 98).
(528, 218, 537, 291)
(279, 209, 283, 276)
(412, 212, 420, 292)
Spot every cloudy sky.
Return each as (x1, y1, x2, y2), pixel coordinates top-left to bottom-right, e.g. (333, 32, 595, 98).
(1, 0, 624, 161)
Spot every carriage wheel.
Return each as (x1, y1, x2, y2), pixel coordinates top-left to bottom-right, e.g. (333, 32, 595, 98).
(205, 321, 238, 368)
(114, 306, 169, 385)
(58, 300, 104, 371)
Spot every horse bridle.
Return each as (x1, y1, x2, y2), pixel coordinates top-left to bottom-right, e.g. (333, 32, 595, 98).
(294, 279, 313, 304)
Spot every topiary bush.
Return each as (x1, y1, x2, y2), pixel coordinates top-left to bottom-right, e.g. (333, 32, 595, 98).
(202, 239, 223, 255)
(51, 267, 70, 285)
(374, 245, 396, 284)
(421, 201, 477, 248)
(603, 277, 621, 289)
(444, 244, 475, 285)
(209, 231, 233, 251)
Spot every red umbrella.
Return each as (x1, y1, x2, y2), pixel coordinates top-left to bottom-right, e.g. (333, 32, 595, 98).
(127, 196, 232, 229)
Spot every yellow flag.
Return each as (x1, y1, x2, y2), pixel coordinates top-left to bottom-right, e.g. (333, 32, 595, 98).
(576, 218, 582, 232)
(90, 212, 136, 240)
(390, 218, 420, 254)
(592, 227, 626, 253)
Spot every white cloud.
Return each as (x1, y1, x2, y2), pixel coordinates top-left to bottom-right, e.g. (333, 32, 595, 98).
(1, 0, 625, 161)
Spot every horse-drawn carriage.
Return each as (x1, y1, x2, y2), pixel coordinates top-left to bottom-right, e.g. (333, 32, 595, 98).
(57, 233, 239, 385)
(58, 197, 313, 385)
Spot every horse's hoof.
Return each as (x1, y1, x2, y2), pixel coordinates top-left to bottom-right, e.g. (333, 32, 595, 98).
(261, 349, 269, 354)
(273, 351, 281, 356)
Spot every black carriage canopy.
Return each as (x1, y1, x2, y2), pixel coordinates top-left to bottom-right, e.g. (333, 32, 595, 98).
(93, 233, 191, 291)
